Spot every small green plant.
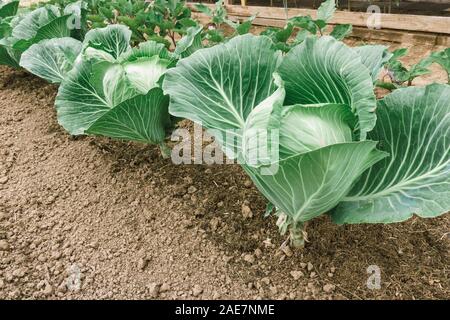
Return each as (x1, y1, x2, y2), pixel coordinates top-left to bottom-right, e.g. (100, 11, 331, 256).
(40, 0, 197, 48)
(83, 0, 197, 47)
(385, 48, 431, 86)
(426, 48, 450, 83)
(195, 0, 255, 44)
(262, 0, 352, 52)
(376, 47, 450, 90)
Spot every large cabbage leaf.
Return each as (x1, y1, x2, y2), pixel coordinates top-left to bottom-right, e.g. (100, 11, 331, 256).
(86, 88, 171, 144)
(278, 36, 377, 140)
(244, 101, 385, 223)
(20, 37, 82, 83)
(278, 103, 357, 157)
(0, 40, 18, 67)
(333, 84, 450, 223)
(82, 24, 132, 60)
(163, 34, 282, 158)
(11, 6, 60, 40)
(241, 73, 285, 166)
(354, 45, 392, 82)
(245, 141, 386, 223)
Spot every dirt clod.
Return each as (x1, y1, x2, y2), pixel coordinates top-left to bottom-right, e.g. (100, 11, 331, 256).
(290, 271, 304, 280)
(0, 240, 9, 251)
(323, 284, 336, 293)
(243, 254, 255, 264)
(148, 283, 160, 298)
(241, 204, 253, 218)
(192, 285, 203, 297)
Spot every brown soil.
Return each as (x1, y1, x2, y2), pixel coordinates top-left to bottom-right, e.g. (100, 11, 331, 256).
(0, 40, 449, 300)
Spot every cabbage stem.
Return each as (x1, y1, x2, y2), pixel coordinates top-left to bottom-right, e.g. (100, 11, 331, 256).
(289, 221, 306, 248)
(159, 142, 171, 159)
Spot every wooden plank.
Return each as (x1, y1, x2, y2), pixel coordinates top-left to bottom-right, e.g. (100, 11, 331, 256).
(188, 3, 450, 35)
(192, 6, 450, 45)
(228, 14, 450, 45)
(227, 5, 450, 34)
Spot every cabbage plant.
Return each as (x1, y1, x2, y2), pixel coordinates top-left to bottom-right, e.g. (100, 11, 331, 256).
(53, 25, 176, 157)
(0, 0, 20, 67)
(163, 34, 450, 247)
(0, 2, 84, 68)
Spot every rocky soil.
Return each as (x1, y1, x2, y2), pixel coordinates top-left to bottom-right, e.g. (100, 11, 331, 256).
(0, 38, 449, 300)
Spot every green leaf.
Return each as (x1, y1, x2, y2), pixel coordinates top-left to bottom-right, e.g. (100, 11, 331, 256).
(278, 103, 356, 157)
(279, 36, 377, 140)
(264, 202, 275, 217)
(226, 14, 256, 35)
(0, 43, 18, 67)
(194, 3, 212, 16)
(426, 48, 450, 82)
(236, 15, 256, 35)
(86, 88, 171, 144)
(32, 14, 72, 43)
(87, 14, 105, 23)
(289, 16, 316, 35)
(0, 36, 20, 67)
(241, 74, 285, 166)
(20, 37, 82, 84)
(275, 23, 294, 42)
(83, 24, 132, 60)
(122, 55, 171, 94)
(0, 1, 19, 19)
(388, 60, 409, 83)
(64, 0, 88, 38)
(178, 17, 198, 28)
(0, 20, 12, 38)
(332, 84, 450, 224)
(98, 6, 114, 20)
(145, 34, 171, 49)
(375, 80, 400, 91)
(244, 141, 386, 223)
(354, 45, 392, 82)
(390, 48, 408, 61)
(317, 0, 336, 23)
(173, 25, 202, 58)
(293, 29, 310, 45)
(204, 28, 224, 43)
(330, 24, 352, 40)
(119, 39, 172, 62)
(12, 6, 60, 40)
(56, 60, 132, 135)
(163, 34, 282, 157)
(212, 0, 226, 26)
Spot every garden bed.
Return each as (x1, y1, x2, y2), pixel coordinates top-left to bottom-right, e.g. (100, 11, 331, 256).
(0, 34, 449, 299)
